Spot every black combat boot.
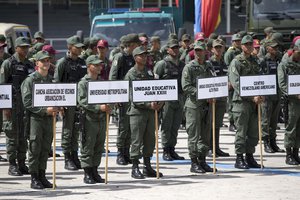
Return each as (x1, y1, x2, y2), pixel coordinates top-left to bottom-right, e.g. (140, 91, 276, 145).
(116, 148, 128, 165)
(31, 173, 44, 189)
(292, 148, 300, 164)
(131, 159, 144, 179)
(49, 149, 61, 158)
(199, 156, 215, 172)
(215, 128, 230, 157)
(270, 138, 285, 153)
(8, 160, 22, 176)
(124, 148, 132, 164)
(143, 157, 163, 178)
(170, 147, 185, 160)
(64, 153, 78, 170)
(0, 155, 7, 162)
(162, 147, 173, 161)
(285, 148, 298, 165)
(18, 159, 30, 174)
(263, 138, 275, 153)
(190, 158, 205, 174)
(39, 170, 53, 188)
(229, 122, 236, 132)
(72, 151, 82, 169)
(83, 167, 96, 184)
(91, 166, 105, 183)
(234, 154, 249, 169)
(245, 153, 262, 168)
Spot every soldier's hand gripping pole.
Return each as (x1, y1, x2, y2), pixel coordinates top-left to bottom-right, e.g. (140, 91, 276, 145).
(52, 111, 57, 190)
(155, 110, 160, 179)
(258, 103, 264, 170)
(212, 101, 217, 174)
(105, 111, 109, 184)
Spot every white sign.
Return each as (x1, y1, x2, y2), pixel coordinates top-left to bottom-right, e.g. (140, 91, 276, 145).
(33, 83, 77, 107)
(240, 75, 277, 97)
(132, 79, 178, 102)
(288, 75, 300, 95)
(0, 84, 12, 109)
(88, 80, 129, 104)
(197, 76, 228, 100)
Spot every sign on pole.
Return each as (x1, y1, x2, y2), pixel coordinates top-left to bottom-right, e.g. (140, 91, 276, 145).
(197, 76, 228, 100)
(88, 80, 129, 104)
(0, 84, 12, 109)
(288, 75, 300, 95)
(32, 83, 77, 107)
(240, 75, 277, 97)
(132, 79, 178, 102)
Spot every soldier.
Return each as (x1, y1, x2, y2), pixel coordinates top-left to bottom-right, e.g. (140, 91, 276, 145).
(208, 39, 230, 157)
(77, 55, 111, 184)
(181, 41, 215, 173)
(179, 34, 191, 62)
(109, 34, 140, 165)
(80, 37, 99, 60)
(125, 46, 163, 179)
(97, 39, 110, 80)
(21, 50, 58, 189)
(277, 45, 300, 165)
(42, 45, 59, 77)
(224, 33, 242, 132)
(54, 35, 86, 170)
(161, 33, 178, 59)
(109, 36, 126, 62)
(148, 36, 163, 72)
(33, 31, 45, 44)
(0, 37, 35, 176)
(260, 40, 285, 153)
(260, 27, 274, 46)
(154, 39, 185, 161)
(229, 35, 264, 169)
(0, 35, 10, 162)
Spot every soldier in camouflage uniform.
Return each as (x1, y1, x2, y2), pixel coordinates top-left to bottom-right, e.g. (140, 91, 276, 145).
(224, 33, 242, 132)
(277, 46, 300, 165)
(229, 35, 264, 169)
(149, 36, 163, 66)
(0, 37, 35, 176)
(80, 37, 99, 61)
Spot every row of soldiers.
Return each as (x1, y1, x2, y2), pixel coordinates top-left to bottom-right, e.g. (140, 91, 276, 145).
(1, 26, 300, 189)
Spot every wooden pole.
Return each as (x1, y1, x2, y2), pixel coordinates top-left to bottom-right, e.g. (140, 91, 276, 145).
(105, 112, 109, 184)
(155, 110, 160, 179)
(212, 101, 216, 174)
(258, 104, 264, 169)
(52, 112, 57, 190)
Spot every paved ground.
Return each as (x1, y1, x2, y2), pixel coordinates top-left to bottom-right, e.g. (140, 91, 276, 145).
(0, 115, 299, 200)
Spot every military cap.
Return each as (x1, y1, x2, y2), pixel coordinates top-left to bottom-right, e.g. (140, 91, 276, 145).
(181, 34, 191, 41)
(86, 55, 103, 65)
(132, 46, 147, 57)
(253, 39, 260, 48)
(232, 34, 242, 41)
(0, 34, 6, 42)
(167, 39, 179, 48)
(97, 39, 109, 48)
(264, 27, 274, 34)
(125, 34, 140, 44)
(83, 37, 90, 47)
(207, 39, 213, 48)
(195, 32, 205, 41)
(241, 35, 253, 44)
(35, 50, 50, 61)
(265, 40, 278, 48)
(33, 42, 45, 51)
(67, 35, 84, 47)
(271, 32, 283, 43)
(15, 37, 30, 47)
(209, 33, 218, 40)
(293, 39, 300, 50)
(34, 31, 45, 39)
(213, 39, 224, 48)
(89, 37, 99, 46)
(42, 45, 58, 55)
(138, 33, 148, 38)
(218, 35, 227, 44)
(194, 41, 206, 50)
(168, 33, 178, 40)
(238, 31, 247, 38)
(150, 36, 160, 43)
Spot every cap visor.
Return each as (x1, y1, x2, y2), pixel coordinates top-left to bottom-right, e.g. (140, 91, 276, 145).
(74, 43, 84, 48)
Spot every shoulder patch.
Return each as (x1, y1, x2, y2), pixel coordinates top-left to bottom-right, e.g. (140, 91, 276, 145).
(113, 59, 118, 66)
(184, 71, 188, 78)
(232, 66, 236, 73)
(0, 67, 4, 74)
(23, 86, 28, 94)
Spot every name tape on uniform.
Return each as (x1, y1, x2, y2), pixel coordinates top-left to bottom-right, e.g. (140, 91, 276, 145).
(0, 84, 12, 109)
(32, 83, 77, 107)
(240, 74, 277, 97)
(288, 75, 300, 95)
(197, 76, 228, 100)
(132, 79, 178, 102)
(88, 80, 129, 104)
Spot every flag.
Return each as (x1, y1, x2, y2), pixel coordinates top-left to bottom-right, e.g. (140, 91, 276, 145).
(194, 0, 222, 37)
